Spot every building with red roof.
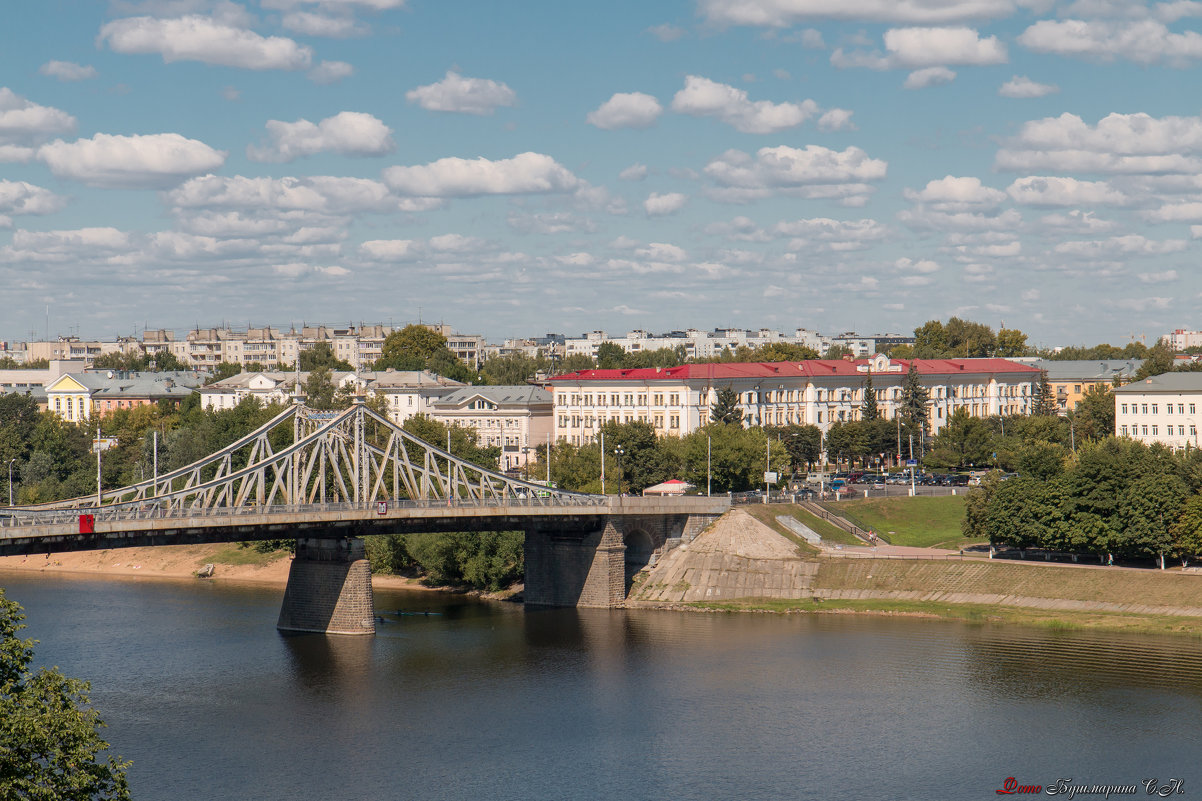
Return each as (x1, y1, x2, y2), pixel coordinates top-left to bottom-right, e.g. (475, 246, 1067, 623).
(544, 353, 1040, 446)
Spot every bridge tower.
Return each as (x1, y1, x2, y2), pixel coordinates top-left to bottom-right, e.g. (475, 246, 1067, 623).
(277, 537, 375, 635)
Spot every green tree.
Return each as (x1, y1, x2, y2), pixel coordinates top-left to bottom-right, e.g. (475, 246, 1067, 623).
(298, 341, 353, 372)
(899, 362, 930, 437)
(1032, 369, 1058, 416)
(752, 342, 820, 362)
(0, 590, 131, 800)
(928, 407, 991, 468)
(303, 365, 337, 410)
(1171, 495, 1202, 565)
(962, 470, 1002, 540)
(995, 328, 1028, 357)
(207, 361, 242, 383)
(859, 372, 879, 421)
(912, 320, 947, 358)
(1120, 474, 1187, 561)
(823, 343, 853, 360)
(554, 354, 596, 373)
(944, 317, 996, 357)
(1135, 341, 1174, 380)
(709, 386, 744, 425)
(1070, 385, 1115, 442)
(479, 352, 552, 385)
(375, 325, 447, 371)
(595, 342, 627, 369)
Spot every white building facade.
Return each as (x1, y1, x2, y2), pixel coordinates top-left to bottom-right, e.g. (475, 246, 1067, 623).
(545, 355, 1039, 446)
(428, 386, 553, 472)
(1113, 373, 1202, 449)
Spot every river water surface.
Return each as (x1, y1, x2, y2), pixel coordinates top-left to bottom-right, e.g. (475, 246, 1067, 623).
(4, 570, 1202, 801)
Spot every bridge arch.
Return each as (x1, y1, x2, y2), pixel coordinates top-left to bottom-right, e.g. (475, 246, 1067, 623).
(623, 528, 655, 592)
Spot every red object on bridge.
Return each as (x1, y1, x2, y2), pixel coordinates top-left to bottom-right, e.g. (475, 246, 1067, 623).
(78, 514, 95, 534)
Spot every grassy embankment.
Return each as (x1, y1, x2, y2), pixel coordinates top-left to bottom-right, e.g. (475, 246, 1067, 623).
(828, 495, 974, 549)
(688, 555, 1202, 636)
(741, 504, 862, 549)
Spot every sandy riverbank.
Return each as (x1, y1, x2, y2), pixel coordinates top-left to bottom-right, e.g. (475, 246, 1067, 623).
(0, 543, 430, 591)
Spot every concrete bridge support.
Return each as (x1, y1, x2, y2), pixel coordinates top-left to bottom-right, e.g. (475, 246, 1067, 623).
(525, 511, 725, 608)
(277, 537, 375, 635)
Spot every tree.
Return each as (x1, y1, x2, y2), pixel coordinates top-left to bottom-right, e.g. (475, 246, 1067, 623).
(1032, 369, 1059, 416)
(995, 328, 1028, 357)
(1071, 385, 1115, 442)
(375, 325, 447, 371)
(823, 344, 853, 360)
(944, 317, 996, 357)
(709, 385, 743, 426)
(752, 342, 820, 362)
(1172, 495, 1202, 565)
(928, 407, 991, 468)
(298, 341, 353, 372)
(0, 589, 131, 800)
(207, 361, 242, 383)
(303, 365, 337, 410)
(859, 372, 879, 421)
(1135, 341, 1174, 380)
(595, 342, 627, 369)
(912, 320, 947, 358)
(899, 362, 930, 438)
(479, 352, 552, 386)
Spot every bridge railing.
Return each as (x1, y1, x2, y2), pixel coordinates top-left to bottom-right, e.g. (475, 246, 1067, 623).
(0, 495, 610, 530)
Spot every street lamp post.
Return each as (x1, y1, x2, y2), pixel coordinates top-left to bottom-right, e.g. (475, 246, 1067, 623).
(707, 434, 711, 497)
(614, 446, 625, 497)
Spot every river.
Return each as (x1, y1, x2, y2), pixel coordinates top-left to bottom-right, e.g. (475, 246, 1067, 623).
(4, 570, 1201, 801)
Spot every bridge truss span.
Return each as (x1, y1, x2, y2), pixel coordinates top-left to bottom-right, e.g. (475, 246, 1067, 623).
(3, 399, 603, 527)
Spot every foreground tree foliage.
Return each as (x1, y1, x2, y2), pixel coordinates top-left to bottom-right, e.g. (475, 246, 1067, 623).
(0, 591, 131, 800)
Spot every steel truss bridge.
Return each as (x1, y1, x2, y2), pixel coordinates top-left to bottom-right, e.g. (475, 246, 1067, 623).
(0, 400, 611, 554)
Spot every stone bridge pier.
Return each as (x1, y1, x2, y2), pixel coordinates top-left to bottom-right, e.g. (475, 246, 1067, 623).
(277, 537, 376, 635)
(524, 499, 727, 608)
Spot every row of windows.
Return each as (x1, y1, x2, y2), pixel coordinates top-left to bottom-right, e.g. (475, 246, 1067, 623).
(559, 393, 682, 407)
(1121, 424, 1197, 437)
(558, 413, 680, 429)
(1120, 402, 1197, 415)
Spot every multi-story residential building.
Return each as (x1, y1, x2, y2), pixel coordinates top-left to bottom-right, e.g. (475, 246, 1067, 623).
(1164, 329, 1202, 351)
(1114, 373, 1202, 449)
(44, 370, 205, 423)
(428, 386, 553, 472)
(199, 369, 465, 423)
(545, 354, 1039, 446)
(561, 328, 911, 362)
(1022, 359, 1143, 413)
(23, 336, 139, 363)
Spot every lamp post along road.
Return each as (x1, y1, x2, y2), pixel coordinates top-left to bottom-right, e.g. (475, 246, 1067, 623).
(614, 445, 625, 498)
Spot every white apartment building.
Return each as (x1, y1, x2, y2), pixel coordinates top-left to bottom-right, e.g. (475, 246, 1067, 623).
(545, 354, 1039, 446)
(1164, 329, 1202, 351)
(1113, 373, 1202, 449)
(561, 328, 909, 361)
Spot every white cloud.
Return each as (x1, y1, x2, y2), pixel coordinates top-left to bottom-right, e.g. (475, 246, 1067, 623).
(1145, 201, 1202, 222)
(0, 88, 77, 148)
(669, 75, 817, 133)
(897, 207, 1023, 232)
(1, 227, 132, 262)
(1018, 18, 1202, 65)
(169, 174, 404, 215)
(904, 175, 1005, 210)
(895, 256, 941, 273)
(647, 23, 685, 41)
(883, 26, 1007, 66)
(406, 70, 517, 115)
(586, 92, 663, 130)
(506, 211, 596, 234)
(832, 26, 1007, 71)
(382, 152, 579, 196)
(636, 242, 688, 261)
(997, 111, 1202, 173)
(1006, 176, 1128, 206)
(308, 61, 354, 84)
(221, 86, 240, 101)
(705, 145, 887, 190)
(1054, 234, 1188, 257)
(1139, 269, 1178, 283)
(247, 111, 394, 162)
(817, 108, 856, 131)
(98, 15, 313, 70)
(38, 132, 226, 188)
(998, 75, 1058, 97)
(261, 0, 407, 9)
(281, 11, 367, 37)
(39, 61, 98, 81)
(359, 239, 419, 260)
(904, 66, 956, 88)
(1039, 210, 1116, 233)
(619, 163, 648, 181)
(644, 192, 688, 216)
(772, 217, 889, 245)
(698, 0, 1021, 26)
(0, 180, 67, 217)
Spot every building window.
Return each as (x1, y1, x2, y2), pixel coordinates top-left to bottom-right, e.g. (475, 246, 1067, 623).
(1120, 403, 1127, 414)
(1179, 404, 1185, 414)
(1121, 425, 1128, 435)
(1152, 426, 1158, 435)
(669, 415, 679, 429)
(1152, 404, 1158, 414)
(1143, 425, 1149, 435)
(1193, 404, 1198, 415)
(1180, 426, 1186, 436)
(1168, 405, 1174, 414)
(1192, 425, 1198, 436)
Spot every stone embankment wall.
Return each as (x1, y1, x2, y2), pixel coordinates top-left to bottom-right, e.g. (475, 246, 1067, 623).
(631, 509, 1202, 618)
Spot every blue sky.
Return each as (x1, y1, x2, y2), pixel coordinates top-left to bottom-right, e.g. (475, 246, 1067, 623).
(2, 0, 1202, 349)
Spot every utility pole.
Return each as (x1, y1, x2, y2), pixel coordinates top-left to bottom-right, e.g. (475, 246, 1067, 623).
(600, 430, 606, 494)
(96, 425, 102, 508)
(707, 434, 712, 497)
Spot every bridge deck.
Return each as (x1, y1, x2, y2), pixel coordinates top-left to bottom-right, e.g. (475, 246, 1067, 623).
(0, 497, 731, 557)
